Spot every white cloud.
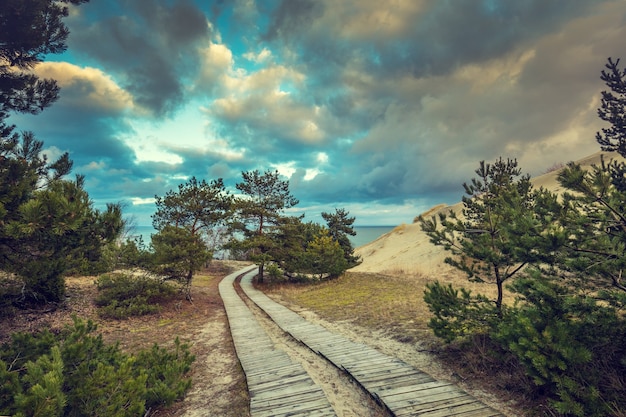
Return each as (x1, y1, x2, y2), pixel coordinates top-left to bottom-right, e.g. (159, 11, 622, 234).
(271, 161, 297, 178)
(244, 47, 272, 63)
(204, 137, 246, 161)
(127, 135, 184, 165)
(41, 146, 67, 163)
(198, 42, 234, 86)
(316, 152, 329, 164)
(304, 168, 320, 181)
(130, 197, 156, 205)
(209, 63, 330, 144)
(33, 62, 135, 113)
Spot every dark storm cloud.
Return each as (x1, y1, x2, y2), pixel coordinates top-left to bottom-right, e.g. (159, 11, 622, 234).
(68, 0, 211, 117)
(258, 0, 612, 140)
(248, 0, 622, 208)
(11, 113, 162, 209)
(12, 0, 626, 226)
(381, 0, 604, 77)
(266, 0, 606, 78)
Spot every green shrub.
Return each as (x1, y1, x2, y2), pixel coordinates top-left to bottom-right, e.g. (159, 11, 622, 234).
(135, 338, 195, 408)
(423, 281, 499, 343)
(0, 317, 194, 417)
(0, 359, 21, 413)
(95, 273, 176, 319)
(266, 263, 284, 281)
(497, 273, 626, 416)
(13, 346, 66, 417)
(67, 357, 147, 417)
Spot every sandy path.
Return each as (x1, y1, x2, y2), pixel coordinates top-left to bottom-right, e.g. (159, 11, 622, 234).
(180, 309, 250, 417)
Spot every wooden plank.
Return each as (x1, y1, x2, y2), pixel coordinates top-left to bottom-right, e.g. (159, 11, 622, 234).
(253, 398, 336, 417)
(384, 389, 471, 411)
(376, 380, 454, 395)
(338, 356, 402, 369)
(249, 372, 314, 391)
(234, 268, 505, 417)
(240, 352, 293, 368)
(364, 373, 435, 390)
(252, 390, 334, 411)
(345, 361, 417, 376)
(219, 267, 337, 417)
(250, 378, 316, 397)
(245, 362, 305, 379)
(348, 367, 426, 384)
(404, 400, 495, 417)
(325, 347, 388, 361)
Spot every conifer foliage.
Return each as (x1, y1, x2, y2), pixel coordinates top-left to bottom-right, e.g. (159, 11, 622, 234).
(1, 0, 124, 303)
(232, 169, 299, 281)
(0, 318, 194, 416)
(322, 208, 361, 267)
(419, 58, 626, 416)
(596, 57, 626, 157)
(1, 0, 88, 121)
(420, 158, 558, 315)
(150, 177, 230, 299)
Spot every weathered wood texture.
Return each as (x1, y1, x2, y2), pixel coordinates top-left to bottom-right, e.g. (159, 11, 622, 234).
(238, 271, 505, 417)
(219, 266, 337, 417)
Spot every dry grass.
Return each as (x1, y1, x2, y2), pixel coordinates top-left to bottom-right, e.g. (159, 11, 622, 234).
(264, 270, 516, 345)
(265, 271, 436, 344)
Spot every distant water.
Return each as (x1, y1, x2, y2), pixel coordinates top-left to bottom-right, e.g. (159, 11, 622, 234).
(350, 226, 395, 248)
(125, 225, 156, 245)
(127, 225, 395, 249)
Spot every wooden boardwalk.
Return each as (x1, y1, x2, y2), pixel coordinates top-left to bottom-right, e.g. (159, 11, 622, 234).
(219, 266, 337, 416)
(237, 268, 505, 417)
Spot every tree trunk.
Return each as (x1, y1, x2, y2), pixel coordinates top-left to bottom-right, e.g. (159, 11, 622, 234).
(258, 263, 264, 283)
(494, 265, 503, 317)
(185, 269, 193, 301)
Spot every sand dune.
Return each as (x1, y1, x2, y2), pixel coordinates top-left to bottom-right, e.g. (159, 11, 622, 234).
(351, 151, 624, 277)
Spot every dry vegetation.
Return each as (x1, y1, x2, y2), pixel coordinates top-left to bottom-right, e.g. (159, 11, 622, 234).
(263, 270, 514, 343)
(263, 271, 433, 344)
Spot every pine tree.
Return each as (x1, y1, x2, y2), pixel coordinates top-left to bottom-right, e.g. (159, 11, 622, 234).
(150, 225, 211, 300)
(596, 57, 626, 157)
(322, 208, 361, 266)
(1, 0, 89, 135)
(305, 229, 350, 279)
(232, 169, 299, 281)
(420, 158, 560, 315)
(0, 0, 109, 303)
(1, 172, 123, 301)
(152, 177, 231, 238)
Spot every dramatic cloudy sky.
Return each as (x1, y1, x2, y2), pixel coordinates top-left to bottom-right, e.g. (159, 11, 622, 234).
(9, 0, 626, 226)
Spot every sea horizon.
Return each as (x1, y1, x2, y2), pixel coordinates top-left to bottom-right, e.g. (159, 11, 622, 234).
(126, 225, 396, 249)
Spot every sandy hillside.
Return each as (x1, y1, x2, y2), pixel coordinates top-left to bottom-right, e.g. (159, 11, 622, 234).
(351, 151, 624, 277)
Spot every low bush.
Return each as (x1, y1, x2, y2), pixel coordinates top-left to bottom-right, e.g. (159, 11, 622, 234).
(266, 263, 284, 281)
(95, 273, 176, 319)
(496, 274, 626, 417)
(0, 317, 195, 417)
(135, 338, 194, 408)
(423, 281, 499, 343)
(425, 273, 626, 416)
